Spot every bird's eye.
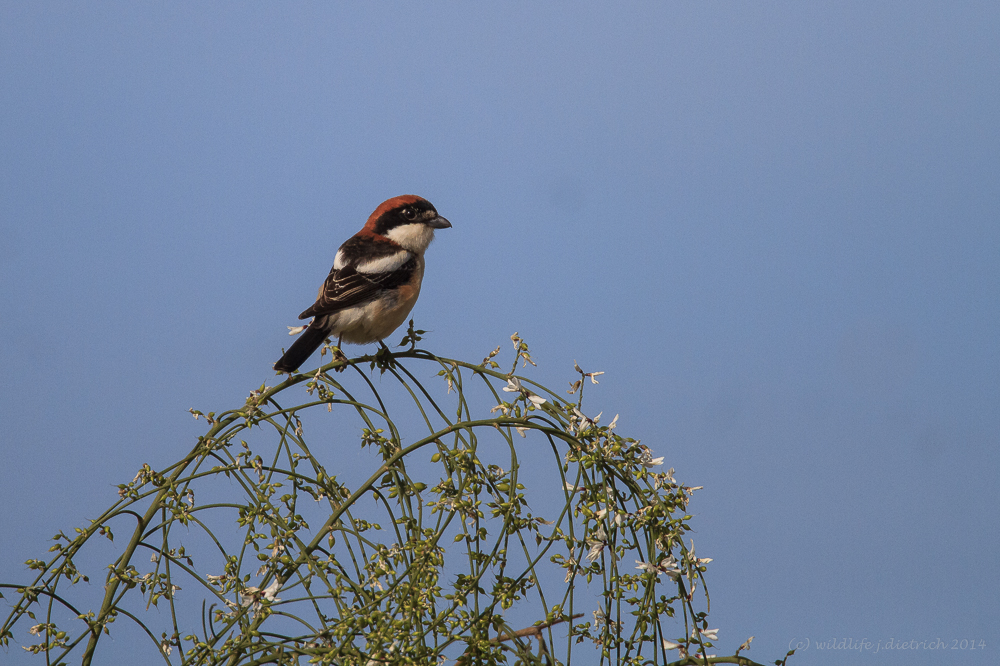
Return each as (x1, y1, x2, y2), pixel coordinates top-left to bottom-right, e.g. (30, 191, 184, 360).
(401, 207, 417, 220)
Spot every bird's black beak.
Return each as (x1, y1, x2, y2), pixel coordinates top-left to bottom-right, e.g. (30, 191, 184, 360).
(426, 215, 452, 229)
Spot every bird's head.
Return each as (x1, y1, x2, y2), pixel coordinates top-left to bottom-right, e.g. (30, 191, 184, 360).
(364, 195, 451, 253)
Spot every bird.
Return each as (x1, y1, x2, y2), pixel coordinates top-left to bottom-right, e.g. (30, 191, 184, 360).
(273, 195, 451, 373)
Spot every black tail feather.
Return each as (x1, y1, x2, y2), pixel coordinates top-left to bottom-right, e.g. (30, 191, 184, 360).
(273, 326, 330, 373)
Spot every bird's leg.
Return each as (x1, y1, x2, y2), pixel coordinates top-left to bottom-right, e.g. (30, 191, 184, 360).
(330, 334, 348, 371)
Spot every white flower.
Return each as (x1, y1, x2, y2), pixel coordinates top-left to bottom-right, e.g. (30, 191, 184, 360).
(262, 580, 282, 602)
(636, 556, 681, 579)
(635, 560, 657, 574)
(503, 377, 546, 406)
(503, 377, 524, 393)
(287, 325, 307, 335)
(160, 639, 173, 655)
(240, 586, 261, 607)
(596, 507, 624, 526)
(662, 639, 682, 650)
(563, 556, 578, 582)
(688, 539, 712, 564)
(586, 526, 607, 561)
(696, 627, 719, 641)
(639, 447, 664, 467)
(572, 408, 593, 433)
(573, 360, 605, 384)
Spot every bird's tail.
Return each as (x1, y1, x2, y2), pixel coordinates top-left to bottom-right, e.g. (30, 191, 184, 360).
(273, 326, 330, 373)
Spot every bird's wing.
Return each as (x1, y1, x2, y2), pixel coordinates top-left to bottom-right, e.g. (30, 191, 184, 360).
(298, 254, 418, 319)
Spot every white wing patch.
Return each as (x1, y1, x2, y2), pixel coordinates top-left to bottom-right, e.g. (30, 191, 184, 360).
(385, 223, 436, 254)
(354, 250, 412, 274)
(332, 249, 347, 270)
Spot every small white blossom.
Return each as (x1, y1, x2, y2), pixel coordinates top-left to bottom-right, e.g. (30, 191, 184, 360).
(635, 560, 657, 574)
(240, 587, 259, 606)
(240, 580, 282, 609)
(160, 639, 173, 655)
(636, 556, 681, 579)
(263, 580, 282, 602)
(572, 408, 592, 433)
(287, 325, 307, 335)
(503, 377, 524, 393)
(586, 526, 607, 561)
(639, 447, 664, 467)
(573, 360, 605, 383)
(596, 507, 624, 526)
(662, 639, 682, 650)
(694, 627, 719, 641)
(503, 377, 546, 406)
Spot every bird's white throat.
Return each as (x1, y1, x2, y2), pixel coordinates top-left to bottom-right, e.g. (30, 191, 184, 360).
(386, 222, 436, 254)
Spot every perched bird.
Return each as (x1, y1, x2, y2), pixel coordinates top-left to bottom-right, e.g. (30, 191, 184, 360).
(273, 195, 451, 373)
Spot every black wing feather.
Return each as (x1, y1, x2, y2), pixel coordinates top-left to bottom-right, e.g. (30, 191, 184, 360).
(298, 256, 417, 319)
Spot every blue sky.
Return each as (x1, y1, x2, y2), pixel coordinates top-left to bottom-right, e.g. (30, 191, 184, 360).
(1, 3, 998, 664)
